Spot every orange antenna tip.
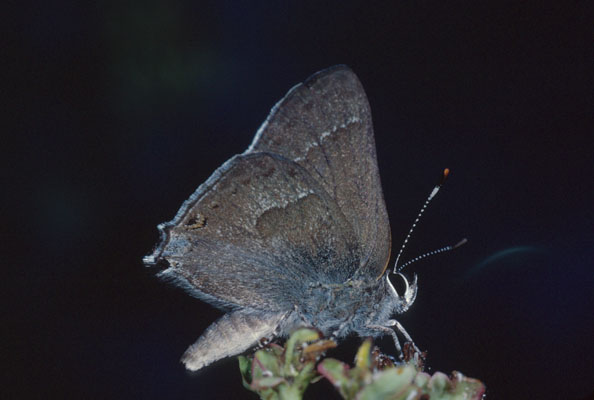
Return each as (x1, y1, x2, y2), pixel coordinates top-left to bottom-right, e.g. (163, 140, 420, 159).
(439, 168, 450, 185)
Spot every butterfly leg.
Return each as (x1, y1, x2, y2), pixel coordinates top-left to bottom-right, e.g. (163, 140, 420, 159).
(390, 320, 420, 355)
(366, 324, 403, 358)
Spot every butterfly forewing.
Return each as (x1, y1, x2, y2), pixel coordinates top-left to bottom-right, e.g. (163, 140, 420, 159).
(247, 66, 391, 279)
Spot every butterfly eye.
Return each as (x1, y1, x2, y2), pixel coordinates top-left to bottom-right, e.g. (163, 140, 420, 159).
(388, 273, 418, 309)
(389, 272, 408, 297)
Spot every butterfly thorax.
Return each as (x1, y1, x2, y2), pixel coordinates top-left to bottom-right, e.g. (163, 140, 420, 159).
(286, 275, 401, 339)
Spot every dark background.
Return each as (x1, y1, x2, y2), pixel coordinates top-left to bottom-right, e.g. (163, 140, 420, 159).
(5, 1, 593, 399)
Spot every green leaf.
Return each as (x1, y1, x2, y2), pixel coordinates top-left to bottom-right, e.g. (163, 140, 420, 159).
(239, 328, 485, 400)
(356, 365, 416, 400)
(239, 328, 334, 400)
(354, 338, 372, 370)
(238, 355, 253, 391)
(284, 328, 320, 373)
(318, 358, 359, 399)
(252, 376, 286, 390)
(254, 348, 281, 377)
(428, 371, 450, 395)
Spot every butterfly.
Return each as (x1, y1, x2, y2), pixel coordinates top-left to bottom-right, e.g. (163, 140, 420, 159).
(144, 65, 446, 371)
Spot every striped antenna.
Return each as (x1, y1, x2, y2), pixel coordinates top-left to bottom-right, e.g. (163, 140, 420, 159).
(392, 168, 450, 274)
(397, 238, 467, 272)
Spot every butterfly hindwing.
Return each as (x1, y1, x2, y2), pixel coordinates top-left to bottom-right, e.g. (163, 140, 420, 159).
(154, 152, 361, 310)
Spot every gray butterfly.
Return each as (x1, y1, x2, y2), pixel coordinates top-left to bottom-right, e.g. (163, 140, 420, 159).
(144, 66, 421, 371)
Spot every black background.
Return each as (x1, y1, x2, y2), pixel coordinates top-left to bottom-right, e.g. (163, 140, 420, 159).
(5, 1, 593, 399)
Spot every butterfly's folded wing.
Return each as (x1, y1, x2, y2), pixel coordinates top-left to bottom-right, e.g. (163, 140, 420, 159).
(247, 65, 391, 279)
(145, 153, 360, 310)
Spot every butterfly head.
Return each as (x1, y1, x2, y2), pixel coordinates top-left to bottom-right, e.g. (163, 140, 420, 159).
(381, 271, 417, 315)
(385, 272, 418, 314)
